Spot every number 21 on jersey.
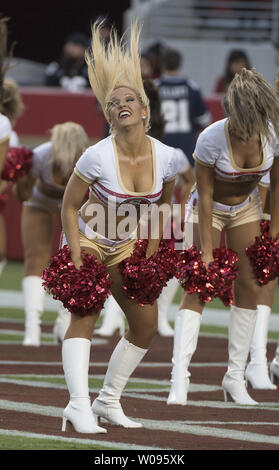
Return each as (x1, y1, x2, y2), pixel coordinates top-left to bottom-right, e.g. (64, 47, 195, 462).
(162, 99, 191, 133)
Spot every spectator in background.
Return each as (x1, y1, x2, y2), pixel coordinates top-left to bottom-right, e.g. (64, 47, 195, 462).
(140, 52, 155, 80)
(145, 42, 165, 79)
(273, 41, 279, 68)
(214, 49, 251, 93)
(155, 47, 211, 167)
(45, 33, 90, 92)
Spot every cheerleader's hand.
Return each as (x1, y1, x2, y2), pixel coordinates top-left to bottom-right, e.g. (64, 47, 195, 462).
(71, 255, 83, 270)
(201, 251, 214, 268)
(146, 239, 160, 259)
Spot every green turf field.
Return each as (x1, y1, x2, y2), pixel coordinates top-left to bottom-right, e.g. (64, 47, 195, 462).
(1, 260, 279, 450)
(0, 260, 279, 343)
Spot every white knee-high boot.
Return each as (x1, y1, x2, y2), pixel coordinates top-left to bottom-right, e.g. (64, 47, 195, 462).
(157, 277, 179, 337)
(62, 338, 106, 434)
(53, 303, 71, 343)
(222, 305, 258, 405)
(167, 309, 201, 405)
(22, 276, 45, 346)
(95, 296, 125, 337)
(245, 305, 276, 390)
(270, 340, 279, 384)
(92, 337, 147, 427)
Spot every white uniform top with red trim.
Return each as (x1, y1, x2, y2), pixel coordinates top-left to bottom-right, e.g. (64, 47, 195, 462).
(30, 141, 65, 193)
(193, 118, 279, 183)
(0, 113, 12, 143)
(74, 135, 178, 208)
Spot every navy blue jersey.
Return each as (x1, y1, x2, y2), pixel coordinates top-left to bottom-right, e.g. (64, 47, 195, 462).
(155, 76, 211, 166)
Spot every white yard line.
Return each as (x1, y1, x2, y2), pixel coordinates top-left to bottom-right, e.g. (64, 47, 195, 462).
(0, 379, 278, 409)
(0, 400, 279, 446)
(124, 392, 279, 410)
(0, 376, 221, 393)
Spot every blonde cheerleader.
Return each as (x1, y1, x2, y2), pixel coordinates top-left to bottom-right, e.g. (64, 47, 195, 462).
(60, 20, 179, 434)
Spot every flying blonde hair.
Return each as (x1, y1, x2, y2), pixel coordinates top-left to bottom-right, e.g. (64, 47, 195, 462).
(223, 68, 279, 142)
(85, 19, 150, 133)
(50, 122, 89, 178)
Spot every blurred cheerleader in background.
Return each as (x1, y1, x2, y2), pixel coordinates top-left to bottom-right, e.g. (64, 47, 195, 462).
(0, 78, 25, 277)
(167, 68, 279, 407)
(0, 17, 21, 276)
(14, 122, 89, 346)
(242, 170, 277, 391)
(0, 17, 11, 176)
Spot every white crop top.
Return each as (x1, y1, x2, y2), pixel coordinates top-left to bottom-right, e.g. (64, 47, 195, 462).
(193, 118, 279, 183)
(74, 135, 178, 208)
(31, 142, 65, 192)
(0, 113, 12, 144)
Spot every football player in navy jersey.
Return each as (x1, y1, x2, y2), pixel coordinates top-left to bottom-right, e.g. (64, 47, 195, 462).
(155, 48, 211, 166)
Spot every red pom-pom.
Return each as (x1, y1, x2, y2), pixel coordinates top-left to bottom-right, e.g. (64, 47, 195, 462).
(119, 239, 172, 306)
(151, 239, 179, 282)
(0, 192, 8, 213)
(246, 220, 279, 285)
(205, 248, 239, 305)
(175, 245, 206, 295)
(176, 246, 238, 306)
(42, 245, 111, 316)
(1, 147, 33, 182)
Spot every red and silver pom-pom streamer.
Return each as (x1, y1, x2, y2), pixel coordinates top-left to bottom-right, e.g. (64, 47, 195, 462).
(206, 248, 239, 306)
(119, 238, 178, 306)
(1, 147, 33, 182)
(42, 245, 111, 316)
(246, 219, 279, 285)
(151, 238, 179, 282)
(175, 245, 206, 295)
(176, 246, 239, 306)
